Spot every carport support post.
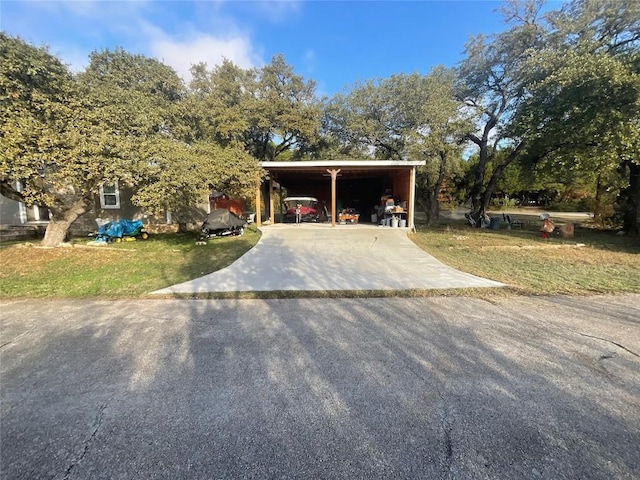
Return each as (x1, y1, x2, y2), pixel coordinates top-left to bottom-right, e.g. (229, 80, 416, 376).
(409, 166, 416, 229)
(255, 181, 261, 227)
(279, 183, 283, 223)
(327, 168, 341, 227)
(268, 177, 275, 224)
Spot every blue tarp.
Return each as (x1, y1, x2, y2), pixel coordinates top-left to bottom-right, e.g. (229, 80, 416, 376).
(96, 219, 143, 241)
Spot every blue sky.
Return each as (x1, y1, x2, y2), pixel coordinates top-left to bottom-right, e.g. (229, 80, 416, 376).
(1, 1, 559, 96)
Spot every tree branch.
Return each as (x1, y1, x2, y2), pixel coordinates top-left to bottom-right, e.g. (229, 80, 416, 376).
(0, 180, 25, 203)
(466, 133, 482, 146)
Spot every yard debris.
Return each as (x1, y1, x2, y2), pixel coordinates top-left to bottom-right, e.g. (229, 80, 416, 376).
(480, 243, 586, 251)
(539, 213, 575, 239)
(559, 223, 575, 238)
(87, 240, 108, 247)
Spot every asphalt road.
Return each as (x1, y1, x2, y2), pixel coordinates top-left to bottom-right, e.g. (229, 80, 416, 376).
(1, 295, 639, 479)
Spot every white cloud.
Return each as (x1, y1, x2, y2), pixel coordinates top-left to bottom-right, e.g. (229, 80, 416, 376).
(4, 0, 265, 82)
(137, 17, 263, 82)
(52, 45, 91, 74)
(150, 31, 263, 82)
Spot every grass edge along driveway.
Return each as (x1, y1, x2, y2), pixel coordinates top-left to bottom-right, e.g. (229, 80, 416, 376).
(0, 221, 638, 299)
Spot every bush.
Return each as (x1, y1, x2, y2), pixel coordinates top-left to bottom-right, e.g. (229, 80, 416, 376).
(490, 197, 520, 210)
(547, 197, 592, 212)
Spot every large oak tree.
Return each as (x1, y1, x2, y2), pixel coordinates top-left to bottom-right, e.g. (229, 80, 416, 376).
(323, 69, 470, 225)
(1, 33, 94, 246)
(459, 0, 639, 232)
(518, 0, 640, 232)
(183, 55, 322, 161)
(455, 0, 545, 224)
(1, 37, 262, 245)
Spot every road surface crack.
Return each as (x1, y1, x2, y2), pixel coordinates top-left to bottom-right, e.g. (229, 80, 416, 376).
(573, 331, 639, 358)
(63, 402, 108, 479)
(0, 326, 35, 349)
(437, 389, 455, 478)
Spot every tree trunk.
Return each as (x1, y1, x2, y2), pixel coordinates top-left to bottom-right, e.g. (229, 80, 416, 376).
(416, 152, 448, 227)
(473, 142, 526, 225)
(416, 192, 440, 226)
(41, 197, 91, 247)
(620, 160, 640, 234)
(467, 142, 489, 225)
(593, 173, 604, 226)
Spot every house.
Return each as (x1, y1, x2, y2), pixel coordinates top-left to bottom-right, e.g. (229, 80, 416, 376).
(0, 181, 211, 240)
(0, 189, 50, 241)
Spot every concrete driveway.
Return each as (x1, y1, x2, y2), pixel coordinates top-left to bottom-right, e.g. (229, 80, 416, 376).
(1, 295, 639, 479)
(153, 224, 503, 294)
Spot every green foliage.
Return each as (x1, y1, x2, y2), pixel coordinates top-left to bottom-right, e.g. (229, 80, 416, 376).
(1, 35, 264, 245)
(517, 49, 640, 160)
(456, 0, 640, 231)
(516, 0, 640, 229)
(0, 33, 81, 207)
(73, 48, 187, 190)
(247, 54, 322, 160)
(183, 59, 252, 146)
(322, 68, 472, 223)
(82, 48, 183, 102)
(132, 139, 263, 219)
(184, 55, 322, 161)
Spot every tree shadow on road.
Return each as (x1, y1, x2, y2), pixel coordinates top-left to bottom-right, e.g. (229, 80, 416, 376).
(1, 296, 638, 478)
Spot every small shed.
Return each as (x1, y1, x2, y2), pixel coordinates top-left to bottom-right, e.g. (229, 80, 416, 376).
(257, 160, 425, 228)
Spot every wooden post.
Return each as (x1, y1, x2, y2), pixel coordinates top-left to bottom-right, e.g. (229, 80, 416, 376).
(269, 177, 274, 224)
(408, 166, 416, 230)
(255, 180, 261, 227)
(279, 183, 283, 224)
(327, 169, 341, 227)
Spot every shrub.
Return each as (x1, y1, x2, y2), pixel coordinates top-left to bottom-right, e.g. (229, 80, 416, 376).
(490, 197, 520, 210)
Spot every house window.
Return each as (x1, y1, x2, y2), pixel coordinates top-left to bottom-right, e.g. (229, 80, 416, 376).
(100, 182, 120, 209)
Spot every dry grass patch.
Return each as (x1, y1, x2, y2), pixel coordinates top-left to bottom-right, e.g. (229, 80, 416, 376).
(410, 222, 640, 296)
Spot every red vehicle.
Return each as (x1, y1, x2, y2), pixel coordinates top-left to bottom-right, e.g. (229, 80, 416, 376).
(283, 196, 320, 223)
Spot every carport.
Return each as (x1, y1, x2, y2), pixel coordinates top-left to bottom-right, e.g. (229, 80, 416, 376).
(256, 160, 425, 229)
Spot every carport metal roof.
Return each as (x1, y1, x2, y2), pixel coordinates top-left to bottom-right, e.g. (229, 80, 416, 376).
(258, 160, 425, 228)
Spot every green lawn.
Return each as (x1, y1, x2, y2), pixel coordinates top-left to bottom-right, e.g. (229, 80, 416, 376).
(0, 228, 261, 298)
